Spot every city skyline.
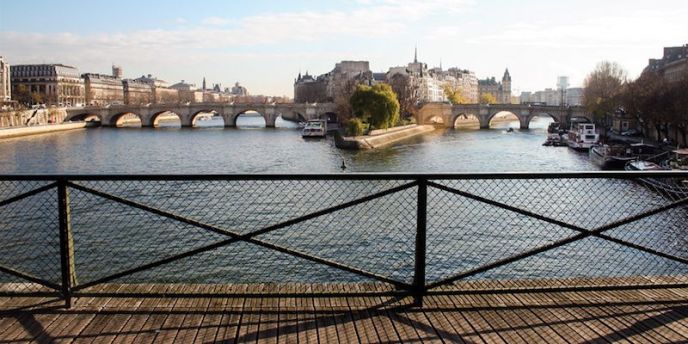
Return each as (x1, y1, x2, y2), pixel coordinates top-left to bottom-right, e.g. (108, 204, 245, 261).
(1, 0, 686, 96)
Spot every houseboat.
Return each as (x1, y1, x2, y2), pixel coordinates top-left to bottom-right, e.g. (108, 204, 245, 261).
(301, 119, 327, 138)
(567, 123, 599, 151)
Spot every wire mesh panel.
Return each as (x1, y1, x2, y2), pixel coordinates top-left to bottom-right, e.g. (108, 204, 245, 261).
(426, 175, 688, 290)
(0, 173, 686, 300)
(0, 181, 60, 294)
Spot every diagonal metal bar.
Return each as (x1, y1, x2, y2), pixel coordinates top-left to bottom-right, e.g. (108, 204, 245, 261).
(0, 182, 58, 208)
(70, 181, 417, 290)
(427, 193, 688, 290)
(67, 180, 416, 242)
(428, 181, 588, 233)
(0, 262, 61, 291)
(429, 181, 688, 265)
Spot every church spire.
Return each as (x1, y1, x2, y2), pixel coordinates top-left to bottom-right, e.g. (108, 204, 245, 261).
(202, 77, 207, 91)
(414, 45, 418, 63)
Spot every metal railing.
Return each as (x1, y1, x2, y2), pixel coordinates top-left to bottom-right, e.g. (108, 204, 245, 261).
(0, 172, 687, 308)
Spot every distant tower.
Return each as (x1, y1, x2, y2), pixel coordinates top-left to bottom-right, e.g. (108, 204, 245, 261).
(557, 76, 569, 106)
(112, 64, 123, 79)
(202, 77, 206, 91)
(414, 45, 418, 63)
(502, 68, 512, 103)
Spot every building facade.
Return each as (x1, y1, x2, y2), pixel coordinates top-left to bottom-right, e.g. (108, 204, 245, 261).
(10, 64, 85, 106)
(0, 57, 10, 101)
(478, 69, 511, 104)
(294, 61, 373, 103)
(123, 79, 153, 105)
(644, 44, 688, 83)
(83, 73, 124, 105)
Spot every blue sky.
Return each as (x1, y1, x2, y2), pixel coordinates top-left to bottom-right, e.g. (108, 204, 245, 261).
(1, 0, 686, 96)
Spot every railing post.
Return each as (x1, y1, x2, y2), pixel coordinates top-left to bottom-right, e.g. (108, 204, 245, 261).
(58, 178, 76, 308)
(413, 178, 427, 307)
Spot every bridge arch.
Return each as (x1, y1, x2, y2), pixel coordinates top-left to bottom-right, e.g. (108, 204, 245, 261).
(525, 112, 559, 130)
(190, 109, 224, 127)
(450, 113, 480, 130)
(232, 109, 268, 128)
(111, 112, 142, 128)
(67, 112, 102, 124)
(487, 111, 520, 129)
(151, 111, 182, 128)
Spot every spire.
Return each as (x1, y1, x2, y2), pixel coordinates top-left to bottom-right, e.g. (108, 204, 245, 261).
(440, 58, 442, 70)
(503, 68, 511, 81)
(414, 45, 418, 63)
(202, 77, 207, 91)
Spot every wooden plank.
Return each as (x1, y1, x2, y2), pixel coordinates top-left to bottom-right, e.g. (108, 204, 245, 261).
(173, 284, 214, 343)
(212, 284, 247, 343)
(235, 284, 263, 343)
(110, 285, 169, 344)
(257, 283, 280, 344)
(133, 286, 190, 344)
(193, 285, 230, 344)
(346, 284, 378, 343)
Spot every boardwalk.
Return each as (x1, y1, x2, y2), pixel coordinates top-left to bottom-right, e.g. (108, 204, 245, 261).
(1, 279, 686, 343)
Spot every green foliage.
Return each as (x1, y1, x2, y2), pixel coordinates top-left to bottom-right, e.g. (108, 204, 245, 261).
(479, 93, 497, 105)
(443, 85, 467, 104)
(344, 117, 366, 136)
(350, 83, 400, 130)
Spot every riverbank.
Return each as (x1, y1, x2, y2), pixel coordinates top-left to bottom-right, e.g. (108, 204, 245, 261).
(0, 121, 92, 140)
(335, 124, 436, 149)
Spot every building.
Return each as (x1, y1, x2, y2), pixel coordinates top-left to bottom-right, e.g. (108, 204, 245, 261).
(123, 79, 153, 105)
(170, 80, 203, 103)
(565, 87, 583, 106)
(83, 73, 124, 106)
(133, 74, 177, 104)
(0, 57, 10, 101)
(112, 65, 123, 79)
(520, 76, 583, 106)
(10, 64, 85, 106)
(478, 69, 511, 104)
(643, 44, 688, 83)
(228, 82, 248, 96)
(294, 61, 373, 103)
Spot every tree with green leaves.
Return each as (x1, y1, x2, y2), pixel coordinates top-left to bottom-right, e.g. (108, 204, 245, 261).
(388, 73, 419, 120)
(479, 93, 497, 105)
(350, 83, 400, 130)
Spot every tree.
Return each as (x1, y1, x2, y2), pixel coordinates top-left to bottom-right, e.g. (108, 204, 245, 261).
(443, 84, 467, 104)
(388, 73, 420, 120)
(12, 85, 32, 105)
(350, 83, 400, 130)
(334, 77, 364, 124)
(479, 93, 497, 105)
(582, 61, 627, 128)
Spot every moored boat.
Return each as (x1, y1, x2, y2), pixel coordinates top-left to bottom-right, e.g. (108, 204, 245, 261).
(301, 119, 327, 138)
(625, 160, 688, 199)
(589, 143, 664, 170)
(567, 123, 599, 151)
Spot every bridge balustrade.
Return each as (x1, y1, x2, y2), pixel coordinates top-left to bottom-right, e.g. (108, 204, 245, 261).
(0, 172, 686, 308)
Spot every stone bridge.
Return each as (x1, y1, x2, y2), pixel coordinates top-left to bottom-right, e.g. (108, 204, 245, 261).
(417, 103, 591, 129)
(65, 102, 338, 127)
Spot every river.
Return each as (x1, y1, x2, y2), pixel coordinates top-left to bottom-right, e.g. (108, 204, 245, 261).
(0, 115, 592, 174)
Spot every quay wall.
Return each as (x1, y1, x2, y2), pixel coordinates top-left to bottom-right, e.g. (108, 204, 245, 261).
(0, 121, 91, 140)
(335, 124, 435, 149)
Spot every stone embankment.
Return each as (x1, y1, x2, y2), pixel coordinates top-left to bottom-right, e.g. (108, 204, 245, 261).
(335, 124, 435, 149)
(0, 122, 94, 140)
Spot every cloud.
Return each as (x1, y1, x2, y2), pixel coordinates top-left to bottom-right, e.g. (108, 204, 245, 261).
(174, 17, 188, 24)
(202, 16, 232, 26)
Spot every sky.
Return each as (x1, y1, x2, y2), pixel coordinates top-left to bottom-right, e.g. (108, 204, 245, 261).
(1, 0, 686, 96)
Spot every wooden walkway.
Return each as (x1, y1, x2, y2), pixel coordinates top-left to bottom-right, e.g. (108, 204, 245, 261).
(0, 279, 687, 343)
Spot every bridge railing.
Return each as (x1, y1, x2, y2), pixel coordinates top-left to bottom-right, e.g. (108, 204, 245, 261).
(0, 173, 686, 307)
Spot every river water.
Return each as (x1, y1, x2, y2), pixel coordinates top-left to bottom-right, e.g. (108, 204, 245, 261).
(0, 115, 592, 174)
(0, 115, 685, 287)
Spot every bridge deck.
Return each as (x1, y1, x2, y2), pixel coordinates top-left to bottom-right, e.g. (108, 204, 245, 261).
(1, 278, 686, 343)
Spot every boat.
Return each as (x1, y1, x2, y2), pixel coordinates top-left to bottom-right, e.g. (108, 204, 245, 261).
(589, 143, 664, 170)
(625, 160, 688, 199)
(661, 148, 688, 170)
(566, 123, 599, 151)
(301, 119, 327, 138)
(543, 133, 566, 146)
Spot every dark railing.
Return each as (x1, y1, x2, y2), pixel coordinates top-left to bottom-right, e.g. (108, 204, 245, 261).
(0, 172, 687, 308)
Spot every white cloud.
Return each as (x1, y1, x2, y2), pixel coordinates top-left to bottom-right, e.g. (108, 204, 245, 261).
(202, 16, 232, 26)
